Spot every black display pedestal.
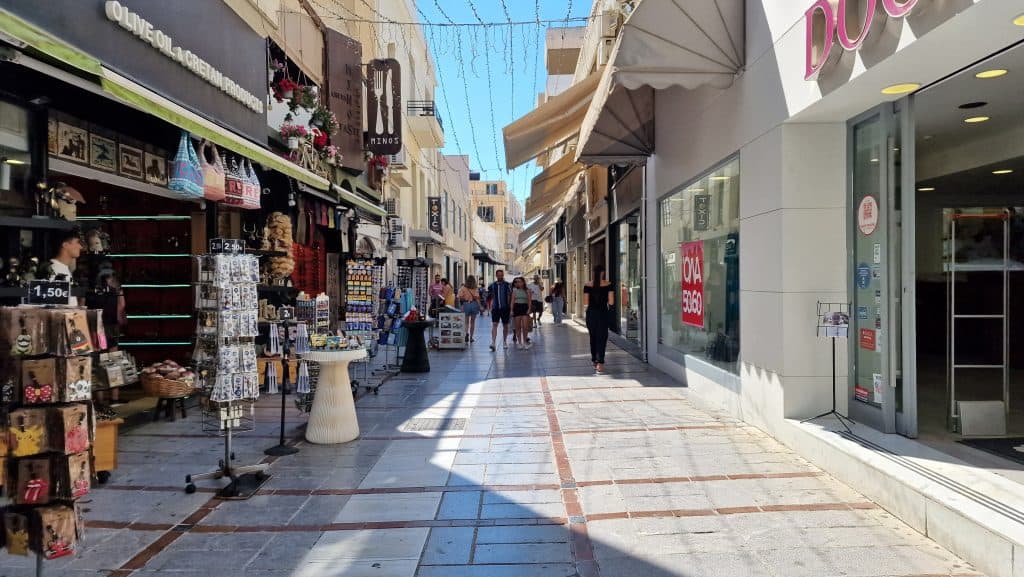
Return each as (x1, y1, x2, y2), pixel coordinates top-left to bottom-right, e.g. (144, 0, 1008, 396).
(401, 320, 433, 373)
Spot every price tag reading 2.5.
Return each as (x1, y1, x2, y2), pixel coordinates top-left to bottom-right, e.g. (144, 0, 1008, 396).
(27, 280, 71, 304)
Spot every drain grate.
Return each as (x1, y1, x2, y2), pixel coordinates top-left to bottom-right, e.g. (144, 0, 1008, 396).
(402, 418, 467, 431)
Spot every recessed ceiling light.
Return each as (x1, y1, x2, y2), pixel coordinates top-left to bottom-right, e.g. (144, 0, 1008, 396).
(881, 83, 920, 95)
(993, 169, 1014, 175)
(918, 187, 935, 192)
(870, 158, 880, 163)
(959, 102, 988, 109)
(709, 176, 730, 181)
(975, 69, 1008, 79)
(3, 159, 25, 165)
(964, 116, 990, 124)
(1014, 13, 1024, 26)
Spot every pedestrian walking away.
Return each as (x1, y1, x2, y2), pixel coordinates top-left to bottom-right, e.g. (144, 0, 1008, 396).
(549, 281, 565, 325)
(583, 264, 613, 374)
(511, 276, 533, 350)
(528, 275, 544, 327)
(441, 278, 455, 308)
(458, 275, 482, 342)
(486, 269, 513, 351)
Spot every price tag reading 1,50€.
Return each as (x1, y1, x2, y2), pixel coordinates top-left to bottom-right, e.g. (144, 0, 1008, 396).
(26, 280, 71, 305)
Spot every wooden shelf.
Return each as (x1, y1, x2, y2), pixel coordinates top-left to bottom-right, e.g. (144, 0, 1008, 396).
(0, 215, 78, 230)
(49, 157, 202, 204)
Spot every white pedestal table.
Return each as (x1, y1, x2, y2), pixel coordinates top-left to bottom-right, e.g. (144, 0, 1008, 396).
(303, 348, 367, 444)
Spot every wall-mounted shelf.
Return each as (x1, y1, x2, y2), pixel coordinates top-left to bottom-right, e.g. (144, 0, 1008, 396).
(107, 253, 192, 258)
(49, 157, 202, 204)
(0, 215, 78, 230)
(77, 215, 192, 222)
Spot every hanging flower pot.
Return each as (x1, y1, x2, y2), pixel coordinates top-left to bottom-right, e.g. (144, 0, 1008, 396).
(287, 137, 299, 150)
(282, 89, 294, 100)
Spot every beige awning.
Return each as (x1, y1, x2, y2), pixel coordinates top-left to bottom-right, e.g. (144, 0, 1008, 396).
(502, 71, 601, 170)
(525, 153, 584, 221)
(576, 0, 745, 164)
(519, 206, 564, 248)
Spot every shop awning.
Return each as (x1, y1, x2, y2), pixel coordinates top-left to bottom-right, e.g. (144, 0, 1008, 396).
(502, 71, 601, 170)
(333, 183, 386, 218)
(576, 0, 745, 164)
(519, 206, 564, 249)
(525, 153, 585, 221)
(0, 9, 102, 76)
(101, 69, 330, 191)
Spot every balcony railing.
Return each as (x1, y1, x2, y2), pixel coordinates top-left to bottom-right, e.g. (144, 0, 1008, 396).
(407, 100, 443, 131)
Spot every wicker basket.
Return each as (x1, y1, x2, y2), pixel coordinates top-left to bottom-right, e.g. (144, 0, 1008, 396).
(141, 373, 195, 398)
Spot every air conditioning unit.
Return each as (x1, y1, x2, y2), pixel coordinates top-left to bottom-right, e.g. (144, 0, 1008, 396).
(385, 198, 399, 217)
(389, 149, 407, 168)
(599, 10, 621, 38)
(388, 217, 409, 249)
(598, 37, 615, 66)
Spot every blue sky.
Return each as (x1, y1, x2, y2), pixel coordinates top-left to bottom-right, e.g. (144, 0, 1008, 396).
(415, 1, 592, 201)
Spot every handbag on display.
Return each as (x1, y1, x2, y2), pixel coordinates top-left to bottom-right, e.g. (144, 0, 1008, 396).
(167, 131, 204, 199)
(224, 155, 245, 206)
(199, 140, 226, 202)
(242, 159, 262, 210)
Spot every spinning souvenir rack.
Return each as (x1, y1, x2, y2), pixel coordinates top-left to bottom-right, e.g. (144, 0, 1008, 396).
(344, 259, 384, 394)
(184, 244, 268, 498)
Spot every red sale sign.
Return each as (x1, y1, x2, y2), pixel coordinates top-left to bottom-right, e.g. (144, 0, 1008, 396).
(680, 241, 704, 328)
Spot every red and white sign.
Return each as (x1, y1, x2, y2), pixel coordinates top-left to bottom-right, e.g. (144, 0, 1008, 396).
(679, 241, 704, 328)
(805, 0, 920, 80)
(857, 195, 879, 235)
(859, 328, 876, 351)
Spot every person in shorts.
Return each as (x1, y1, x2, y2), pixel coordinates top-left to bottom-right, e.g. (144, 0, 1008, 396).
(528, 275, 544, 327)
(486, 269, 513, 351)
(511, 277, 533, 350)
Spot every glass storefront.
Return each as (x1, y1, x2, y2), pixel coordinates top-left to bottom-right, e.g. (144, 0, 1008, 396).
(615, 213, 642, 348)
(658, 157, 740, 372)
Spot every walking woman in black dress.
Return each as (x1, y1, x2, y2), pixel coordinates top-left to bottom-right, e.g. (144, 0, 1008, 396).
(583, 264, 613, 374)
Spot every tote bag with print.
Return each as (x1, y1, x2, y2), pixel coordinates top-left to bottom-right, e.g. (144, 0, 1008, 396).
(167, 131, 204, 199)
(199, 140, 226, 202)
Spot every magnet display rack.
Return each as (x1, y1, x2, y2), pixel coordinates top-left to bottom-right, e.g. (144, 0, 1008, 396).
(184, 240, 269, 498)
(396, 259, 430, 316)
(344, 259, 384, 393)
(1, 304, 95, 576)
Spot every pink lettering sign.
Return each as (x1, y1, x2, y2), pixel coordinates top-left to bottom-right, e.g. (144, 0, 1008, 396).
(805, 0, 920, 80)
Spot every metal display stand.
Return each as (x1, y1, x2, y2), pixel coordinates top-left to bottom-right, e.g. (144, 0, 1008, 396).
(946, 209, 1010, 429)
(265, 312, 300, 457)
(185, 245, 269, 498)
(803, 301, 855, 433)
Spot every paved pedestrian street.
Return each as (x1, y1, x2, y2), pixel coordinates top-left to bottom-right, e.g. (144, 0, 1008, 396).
(1, 321, 983, 577)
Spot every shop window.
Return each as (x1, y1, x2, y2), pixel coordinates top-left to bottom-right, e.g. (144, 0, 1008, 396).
(0, 102, 32, 195)
(658, 157, 740, 372)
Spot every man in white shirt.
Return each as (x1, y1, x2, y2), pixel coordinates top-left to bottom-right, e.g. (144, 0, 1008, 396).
(49, 229, 82, 306)
(527, 275, 544, 327)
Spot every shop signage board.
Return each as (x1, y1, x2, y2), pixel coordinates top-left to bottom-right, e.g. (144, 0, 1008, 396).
(694, 194, 710, 231)
(326, 30, 366, 174)
(428, 197, 443, 235)
(366, 59, 402, 156)
(5, 1, 268, 142)
(804, 0, 920, 80)
(679, 240, 704, 328)
(858, 195, 879, 235)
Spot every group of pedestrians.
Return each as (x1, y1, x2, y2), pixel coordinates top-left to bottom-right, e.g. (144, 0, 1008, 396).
(445, 267, 612, 375)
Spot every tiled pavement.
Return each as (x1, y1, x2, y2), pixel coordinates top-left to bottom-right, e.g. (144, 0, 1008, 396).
(1, 319, 985, 577)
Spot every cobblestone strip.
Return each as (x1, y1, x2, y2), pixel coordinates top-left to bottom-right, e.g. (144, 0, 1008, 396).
(540, 376, 600, 577)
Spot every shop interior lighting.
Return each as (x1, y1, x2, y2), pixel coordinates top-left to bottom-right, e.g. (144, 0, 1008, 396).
(685, 188, 705, 193)
(709, 176, 730, 181)
(993, 169, 1014, 175)
(881, 83, 920, 95)
(870, 158, 880, 163)
(1013, 13, 1024, 26)
(918, 187, 936, 192)
(2, 158, 25, 165)
(964, 116, 991, 123)
(975, 69, 1008, 79)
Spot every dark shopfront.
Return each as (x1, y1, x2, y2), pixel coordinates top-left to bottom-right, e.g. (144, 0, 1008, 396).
(0, 4, 343, 393)
(608, 164, 644, 357)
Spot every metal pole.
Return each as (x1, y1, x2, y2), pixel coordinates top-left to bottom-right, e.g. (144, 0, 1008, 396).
(265, 324, 299, 456)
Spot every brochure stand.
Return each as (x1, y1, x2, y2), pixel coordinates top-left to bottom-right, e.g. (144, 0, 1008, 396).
(802, 301, 855, 433)
(265, 310, 300, 457)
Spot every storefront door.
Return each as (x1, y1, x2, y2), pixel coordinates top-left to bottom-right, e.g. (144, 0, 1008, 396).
(848, 102, 916, 435)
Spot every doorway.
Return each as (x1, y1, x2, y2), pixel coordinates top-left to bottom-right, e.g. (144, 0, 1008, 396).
(912, 43, 1024, 454)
